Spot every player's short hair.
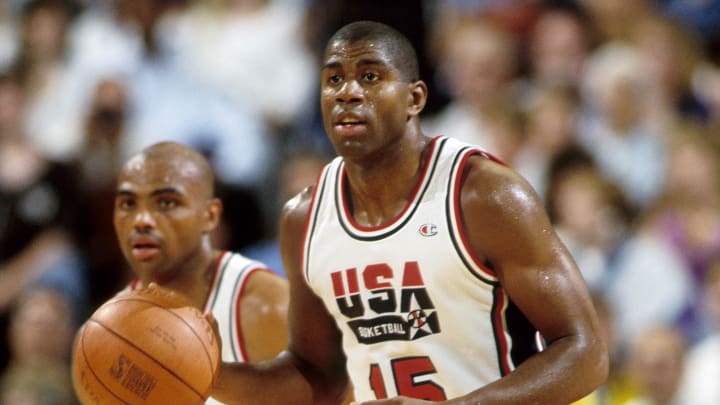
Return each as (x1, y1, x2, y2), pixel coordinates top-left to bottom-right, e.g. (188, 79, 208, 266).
(328, 20, 420, 82)
(142, 142, 216, 197)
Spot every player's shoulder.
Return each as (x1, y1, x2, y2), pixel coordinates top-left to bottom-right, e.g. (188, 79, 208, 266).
(280, 156, 336, 220)
(241, 265, 289, 309)
(461, 153, 541, 211)
(463, 152, 525, 186)
(280, 184, 315, 227)
(225, 251, 288, 297)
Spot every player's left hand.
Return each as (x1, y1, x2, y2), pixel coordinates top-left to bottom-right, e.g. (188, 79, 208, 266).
(352, 397, 437, 405)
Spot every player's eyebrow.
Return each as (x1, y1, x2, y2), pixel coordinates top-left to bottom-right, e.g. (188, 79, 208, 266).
(150, 187, 184, 197)
(322, 61, 342, 71)
(115, 187, 184, 197)
(322, 58, 388, 71)
(115, 189, 135, 197)
(356, 59, 387, 69)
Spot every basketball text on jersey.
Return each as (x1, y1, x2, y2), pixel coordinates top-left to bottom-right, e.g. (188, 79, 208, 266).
(331, 261, 441, 344)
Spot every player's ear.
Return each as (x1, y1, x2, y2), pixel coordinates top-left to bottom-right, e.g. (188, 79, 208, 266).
(203, 198, 223, 233)
(407, 79, 427, 118)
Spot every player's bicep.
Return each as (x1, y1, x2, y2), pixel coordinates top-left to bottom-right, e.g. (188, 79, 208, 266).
(241, 270, 290, 363)
(498, 236, 594, 344)
(461, 160, 595, 342)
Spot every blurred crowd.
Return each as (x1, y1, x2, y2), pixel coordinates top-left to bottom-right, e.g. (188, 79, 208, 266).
(0, 0, 718, 404)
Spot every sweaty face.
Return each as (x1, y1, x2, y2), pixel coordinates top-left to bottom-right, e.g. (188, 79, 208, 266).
(320, 39, 412, 160)
(114, 156, 210, 283)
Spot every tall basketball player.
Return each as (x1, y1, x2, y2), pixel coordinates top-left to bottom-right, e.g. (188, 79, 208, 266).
(111, 142, 289, 404)
(212, 21, 608, 404)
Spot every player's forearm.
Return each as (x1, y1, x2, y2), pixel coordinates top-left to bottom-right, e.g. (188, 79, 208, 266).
(211, 351, 315, 405)
(451, 334, 608, 404)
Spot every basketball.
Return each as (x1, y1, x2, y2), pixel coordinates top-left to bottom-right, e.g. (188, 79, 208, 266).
(71, 286, 220, 405)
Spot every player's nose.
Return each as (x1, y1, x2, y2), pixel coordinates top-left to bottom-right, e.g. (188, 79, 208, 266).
(132, 208, 156, 231)
(336, 79, 364, 104)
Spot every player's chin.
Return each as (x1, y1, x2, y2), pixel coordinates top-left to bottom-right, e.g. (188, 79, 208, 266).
(131, 260, 165, 279)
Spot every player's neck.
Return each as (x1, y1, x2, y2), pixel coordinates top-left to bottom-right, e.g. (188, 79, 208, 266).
(343, 133, 432, 227)
(151, 246, 220, 310)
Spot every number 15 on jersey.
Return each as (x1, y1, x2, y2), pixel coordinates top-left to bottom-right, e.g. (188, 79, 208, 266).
(368, 356, 447, 401)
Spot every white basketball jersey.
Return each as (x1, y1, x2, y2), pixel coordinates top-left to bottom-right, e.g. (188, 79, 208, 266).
(128, 251, 268, 405)
(303, 136, 541, 401)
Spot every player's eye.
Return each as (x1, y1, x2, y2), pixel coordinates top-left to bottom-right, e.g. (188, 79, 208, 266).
(362, 71, 380, 82)
(328, 74, 342, 85)
(116, 198, 135, 210)
(157, 198, 178, 210)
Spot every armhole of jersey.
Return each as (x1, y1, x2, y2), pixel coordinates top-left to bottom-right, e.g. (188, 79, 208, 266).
(203, 250, 230, 312)
(230, 265, 270, 363)
(205, 252, 267, 363)
(302, 162, 333, 285)
(447, 148, 499, 284)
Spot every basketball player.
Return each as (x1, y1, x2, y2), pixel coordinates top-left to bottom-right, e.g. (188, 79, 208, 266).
(212, 21, 608, 404)
(112, 142, 289, 404)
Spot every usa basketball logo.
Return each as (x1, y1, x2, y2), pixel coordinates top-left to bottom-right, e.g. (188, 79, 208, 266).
(407, 309, 437, 339)
(332, 261, 441, 344)
(408, 309, 429, 328)
(419, 223, 437, 236)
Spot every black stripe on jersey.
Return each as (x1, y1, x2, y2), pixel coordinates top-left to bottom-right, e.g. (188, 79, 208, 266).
(304, 164, 331, 282)
(489, 288, 541, 376)
(334, 137, 448, 242)
(505, 300, 541, 369)
(445, 147, 497, 286)
(491, 286, 511, 376)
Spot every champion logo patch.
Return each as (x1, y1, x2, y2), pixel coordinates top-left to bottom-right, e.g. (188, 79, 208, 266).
(418, 223, 438, 237)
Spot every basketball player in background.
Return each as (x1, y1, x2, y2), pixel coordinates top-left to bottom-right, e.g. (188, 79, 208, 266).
(111, 141, 289, 404)
(211, 21, 608, 404)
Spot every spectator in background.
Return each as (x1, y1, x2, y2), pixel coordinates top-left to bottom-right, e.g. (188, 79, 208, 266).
(71, 78, 132, 309)
(644, 122, 720, 343)
(59, 0, 275, 186)
(9, 0, 81, 161)
(629, 13, 710, 127)
(64, 0, 274, 247)
(542, 122, 691, 353)
(602, 213, 693, 353)
(577, 41, 667, 209)
(524, 1, 595, 90)
(0, 285, 79, 405)
(678, 261, 720, 405)
(581, 0, 657, 44)
(513, 82, 582, 198)
(167, 0, 316, 135)
(0, 73, 86, 376)
(241, 148, 331, 278)
(623, 325, 688, 405)
(544, 153, 631, 293)
(658, 0, 720, 63)
(423, 13, 521, 158)
(692, 61, 720, 127)
(0, 1, 19, 71)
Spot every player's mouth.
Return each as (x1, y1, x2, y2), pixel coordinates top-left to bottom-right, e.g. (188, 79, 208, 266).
(130, 237, 160, 261)
(334, 113, 367, 137)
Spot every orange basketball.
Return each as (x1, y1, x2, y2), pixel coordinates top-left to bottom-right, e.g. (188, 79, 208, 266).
(71, 286, 220, 405)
